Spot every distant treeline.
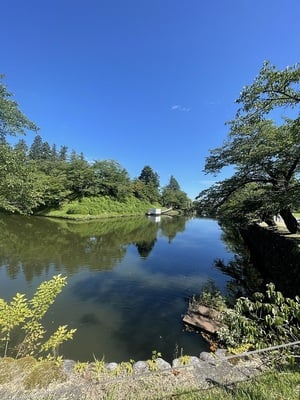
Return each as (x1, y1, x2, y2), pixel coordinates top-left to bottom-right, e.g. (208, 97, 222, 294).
(0, 135, 191, 215)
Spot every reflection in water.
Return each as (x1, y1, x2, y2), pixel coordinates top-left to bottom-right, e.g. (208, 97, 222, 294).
(216, 222, 299, 300)
(0, 214, 234, 362)
(214, 223, 264, 302)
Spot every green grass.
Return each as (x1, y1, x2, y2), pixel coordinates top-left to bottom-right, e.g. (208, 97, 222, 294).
(0, 357, 298, 399)
(38, 195, 161, 220)
(170, 367, 300, 400)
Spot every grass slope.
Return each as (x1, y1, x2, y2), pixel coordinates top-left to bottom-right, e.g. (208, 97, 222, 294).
(38, 196, 161, 220)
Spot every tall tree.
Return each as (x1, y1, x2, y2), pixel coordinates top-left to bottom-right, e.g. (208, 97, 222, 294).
(138, 165, 160, 203)
(29, 134, 43, 160)
(166, 175, 180, 191)
(197, 61, 300, 233)
(59, 145, 68, 161)
(139, 165, 160, 188)
(229, 61, 300, 134)
(92, 160, 131, 200)
(161, 176, 190, 209)
(0, 75, 38, 139)
(14, 138, 28, 155)
(0, 144, 44, 214)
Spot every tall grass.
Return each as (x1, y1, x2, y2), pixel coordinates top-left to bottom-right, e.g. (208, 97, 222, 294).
(39, 196, 161, 219)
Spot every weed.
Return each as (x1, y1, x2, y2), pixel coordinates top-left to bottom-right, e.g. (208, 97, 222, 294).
(146, 350, 162, 371)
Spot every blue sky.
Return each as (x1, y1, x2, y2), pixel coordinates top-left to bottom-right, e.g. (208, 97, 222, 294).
(1, 0, 300, 199)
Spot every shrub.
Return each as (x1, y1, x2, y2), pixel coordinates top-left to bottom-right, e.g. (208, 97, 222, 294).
(217, 283, 300, 349)
(0, 275, 76, 359)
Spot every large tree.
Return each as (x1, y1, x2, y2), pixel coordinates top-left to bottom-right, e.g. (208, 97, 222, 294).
(92, 160, 132, 200)
(196, 61, 300, 233)
(0, 75, 38, 139)
(0, 76, 41, 213)
(229, 61, 300, 134)
(161, 175, 190, 209)
(137, 165, 161, 203)
(0, 144, 44, 213)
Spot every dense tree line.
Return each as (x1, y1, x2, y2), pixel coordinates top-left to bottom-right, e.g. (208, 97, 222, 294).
(0, 75, 190, 215)
(196, 61, 300, 233)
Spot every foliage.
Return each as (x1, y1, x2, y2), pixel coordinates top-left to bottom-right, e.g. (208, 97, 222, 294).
(0, 274, 76, 358)
(0, 143, 45, 214)
(74, 361, 89, 375)
(178, 354, 191, 365)
(217, 283, 300, 349)
(230, 60, 300, 133)
(189, 281, 227, 312)
(137, 165, 161, 203)
(23, 359, 67, 389)
(92, 356, 107, 377)
(0, 76, 187, 216)
(0, 74, 38, 139)
(40, 195, 159, 219)
(92, 159, 132, 200)
(196, 61, 300, 233)
(146, 350, 162, 371)
(161, 175, 190, 210)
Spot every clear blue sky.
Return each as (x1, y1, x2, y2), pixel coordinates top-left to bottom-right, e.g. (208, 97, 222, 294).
(1, 0, 300, 199)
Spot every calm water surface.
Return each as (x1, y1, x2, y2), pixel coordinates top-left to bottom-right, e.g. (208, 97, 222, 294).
(0, 214, 235, 362)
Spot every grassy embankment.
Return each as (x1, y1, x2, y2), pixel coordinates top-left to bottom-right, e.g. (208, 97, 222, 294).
(0, 357, 298, 400)
(38, 195, 162, 220)
(174, 367, 299, 400)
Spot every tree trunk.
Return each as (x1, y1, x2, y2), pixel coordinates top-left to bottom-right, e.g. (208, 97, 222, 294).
(279, 208, 299, 234)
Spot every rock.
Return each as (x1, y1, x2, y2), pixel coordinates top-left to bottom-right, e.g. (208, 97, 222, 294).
(214, 348, 227, 359)
(133, 361, 149, 373)
(172, 358, 181, 368)
(189, 356, 203, 367)
(156, 358, 171, 370)
(106, 362, 118, 372)
(199, 351, 217, 365)
(62, 359, 76, 374)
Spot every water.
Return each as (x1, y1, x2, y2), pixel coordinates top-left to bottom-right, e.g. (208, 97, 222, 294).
(0, 214, 235, 362)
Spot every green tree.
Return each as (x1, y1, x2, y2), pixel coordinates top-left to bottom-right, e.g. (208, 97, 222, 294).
(161, 176, 190, 209)
(29, 134, 43, 160)
(58, 145, 68, 161)
(167, 175, 180, 191)
(139, 165, 160, 187)
(66, 156, 94, 199)
(161, 188, 190, 209)
(138, 165, 160, 203)
(197, 62, 300, 233)
(0, 75, 38, 139)
(92, 160, 132, 200)
(14, 138, 28, 154)
(0, 143, 44, 214)
(230, 60, 300, 134)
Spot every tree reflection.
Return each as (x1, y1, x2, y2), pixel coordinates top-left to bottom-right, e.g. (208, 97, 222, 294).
(0, 215, 158, 281)
(160, 216, 186, 243)
(215, 221, 299, 300)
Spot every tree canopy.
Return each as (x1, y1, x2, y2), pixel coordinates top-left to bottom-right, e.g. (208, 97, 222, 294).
(0, 77, 191, 216)
(161, 175, 190, 209)
(229, 61, 300, 134)
(0, 75, 38, 139)
(196, 61, 300, 233)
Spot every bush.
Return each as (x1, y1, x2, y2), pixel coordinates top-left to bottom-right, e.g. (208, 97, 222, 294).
(217, 283, 300, 349)
(0, 275, 76, 359)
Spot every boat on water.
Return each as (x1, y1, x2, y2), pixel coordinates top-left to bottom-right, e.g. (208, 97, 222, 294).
(146, 207, 173, 216)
